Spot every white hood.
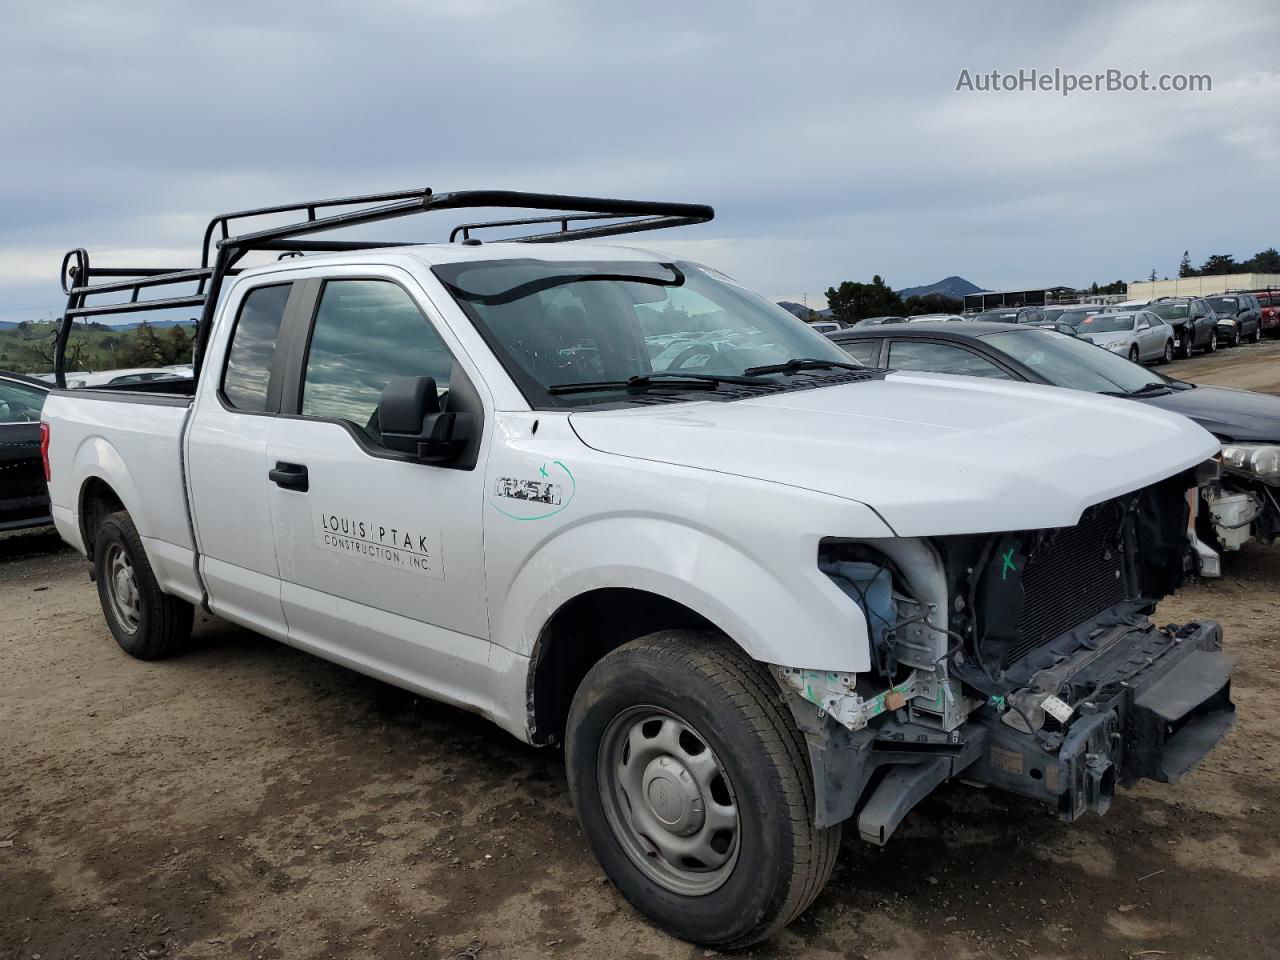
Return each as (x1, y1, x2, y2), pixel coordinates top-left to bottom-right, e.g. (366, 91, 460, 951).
(568, 372, 1219, 536)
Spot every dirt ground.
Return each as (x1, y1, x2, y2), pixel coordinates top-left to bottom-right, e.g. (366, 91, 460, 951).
(4, 344, 1280, 960)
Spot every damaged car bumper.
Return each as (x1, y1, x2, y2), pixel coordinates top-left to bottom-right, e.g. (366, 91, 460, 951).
(791, 618, 1233, 840)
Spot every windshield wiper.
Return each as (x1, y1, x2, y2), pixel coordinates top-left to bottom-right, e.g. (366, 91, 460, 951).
(742, 358, 866, 377)
(548, 372, 761, 395)
(1126, 382, 1174, 396)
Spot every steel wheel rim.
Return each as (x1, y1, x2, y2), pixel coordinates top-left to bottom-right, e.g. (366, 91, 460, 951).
(104, 543, 141, 634)
(597, 706, 741, 896)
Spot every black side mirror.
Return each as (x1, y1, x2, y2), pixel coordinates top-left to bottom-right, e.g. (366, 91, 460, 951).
(378, 375, 472, 463)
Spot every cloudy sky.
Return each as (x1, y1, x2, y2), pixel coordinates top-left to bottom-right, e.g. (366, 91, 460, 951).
(1, 0, 1276, 323)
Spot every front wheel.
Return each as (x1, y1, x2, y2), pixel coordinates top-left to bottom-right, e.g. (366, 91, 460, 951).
(94, 511, 193, 659)
(1177, 332, 1193, 359)
(565, 632, 840, 948)
(1128, 345, 1140, 363)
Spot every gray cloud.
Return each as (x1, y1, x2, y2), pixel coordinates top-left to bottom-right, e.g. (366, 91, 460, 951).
(1, 0, 1276, 323)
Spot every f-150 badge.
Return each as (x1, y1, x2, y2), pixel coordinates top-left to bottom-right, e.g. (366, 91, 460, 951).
(491, 460, 576, 520)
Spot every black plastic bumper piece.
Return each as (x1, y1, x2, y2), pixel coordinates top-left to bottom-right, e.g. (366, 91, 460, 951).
(964, 619, 1233, 821)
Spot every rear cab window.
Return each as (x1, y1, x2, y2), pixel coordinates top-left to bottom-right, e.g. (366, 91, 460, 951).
(222, 283, 292, 412)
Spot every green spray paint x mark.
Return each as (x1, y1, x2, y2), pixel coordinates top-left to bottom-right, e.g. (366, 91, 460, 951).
(1001, 548, 1017, 581)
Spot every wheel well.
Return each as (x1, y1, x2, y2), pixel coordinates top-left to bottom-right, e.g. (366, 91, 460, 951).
(527, 588, 720, 746)
(79, 478, 124, 560)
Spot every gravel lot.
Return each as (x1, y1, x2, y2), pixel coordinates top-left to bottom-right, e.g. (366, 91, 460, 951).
(4, 343, 1280, 960)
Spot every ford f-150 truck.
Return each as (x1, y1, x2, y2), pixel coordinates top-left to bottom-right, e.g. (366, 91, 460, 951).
(41, 189, 1235, 947)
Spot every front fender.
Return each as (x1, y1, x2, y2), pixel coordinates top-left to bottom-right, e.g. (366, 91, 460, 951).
(493, 515, 877, 674)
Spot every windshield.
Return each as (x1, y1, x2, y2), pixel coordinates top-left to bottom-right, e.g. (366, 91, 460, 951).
(1075, 314, 1134, 334)
(433, 259, 854, 406)
(982, 328, 1168, 393)
(1149, 302, 1189, 320)
(1204, 297, 1238, 313)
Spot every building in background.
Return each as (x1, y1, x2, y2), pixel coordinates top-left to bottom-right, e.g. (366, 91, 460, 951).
(1127, 273, 1280, 301)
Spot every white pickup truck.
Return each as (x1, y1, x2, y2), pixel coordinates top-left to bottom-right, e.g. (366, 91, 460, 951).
(42, 190, 1235, 947)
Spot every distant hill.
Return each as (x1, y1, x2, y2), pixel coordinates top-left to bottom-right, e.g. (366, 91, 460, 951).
(897, 276, 984, 300)
(776, 301, 833, 319)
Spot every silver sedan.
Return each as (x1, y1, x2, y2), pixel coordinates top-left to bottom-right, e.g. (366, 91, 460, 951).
(1073, 310, 1175, 364)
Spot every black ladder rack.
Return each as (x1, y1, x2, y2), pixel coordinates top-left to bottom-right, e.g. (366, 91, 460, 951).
(54, 188, 714, 386)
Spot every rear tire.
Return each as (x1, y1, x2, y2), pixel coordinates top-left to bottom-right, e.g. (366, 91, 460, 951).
(1252, 323, 1263, 343)
(1206, 332, 1218, 354)
(565, 631, 840, 948)
(1161, 340, 1174, 364)
(93, 511, 193, 660)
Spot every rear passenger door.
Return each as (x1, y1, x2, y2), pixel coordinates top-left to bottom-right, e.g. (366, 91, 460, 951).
(187, 281, 302, 640)
(264, 269, 493, 689)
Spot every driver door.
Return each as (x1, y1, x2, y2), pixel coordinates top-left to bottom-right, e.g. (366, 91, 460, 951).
(265, 271, 492, 688)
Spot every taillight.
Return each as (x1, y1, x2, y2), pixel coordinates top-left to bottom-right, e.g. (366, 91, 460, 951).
(39, 422, 51, 482)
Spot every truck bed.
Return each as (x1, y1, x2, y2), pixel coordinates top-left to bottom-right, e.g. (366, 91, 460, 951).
(42, 386, 202, 604)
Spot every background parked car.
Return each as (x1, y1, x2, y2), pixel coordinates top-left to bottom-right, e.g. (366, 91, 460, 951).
(807, 320, 846, 334)
(0, 370, 52, 531)
(1042, 305, 1107, 326)
(852, 315, 907, 327)
(1254, 290, 1280, 333)
(1073, 310, 1175, 364)
(971, 306, 1046, 324)
(1203, 293, 1263, 346)
(906, 312, 965, 323)
(825, 322, 1280, 563)
(1146, 298, 1219, 358)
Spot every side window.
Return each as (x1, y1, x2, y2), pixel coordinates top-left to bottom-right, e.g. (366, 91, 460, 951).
(836, 339, 879, 365)
(223, 284, 291, 412)
(0, 380, 47, 423)
(886, 340, 1013, 379)
(300, 279, 455, 445)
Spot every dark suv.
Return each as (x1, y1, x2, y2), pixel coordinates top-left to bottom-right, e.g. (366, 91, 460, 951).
(1203, 293, 1263, 346)
(1146, 298, 1220, 358)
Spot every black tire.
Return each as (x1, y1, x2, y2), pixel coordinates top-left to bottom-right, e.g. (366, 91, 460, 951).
(1206, 331, 1218, 354)
(1177, 331, 1193, 359)
(93, 511, 193, 660)
(1252, 323, 1263, 343)
(565, 631, 840, 948)
(1161, 339, 1174, 364)
(1127, 345, 1140, 363)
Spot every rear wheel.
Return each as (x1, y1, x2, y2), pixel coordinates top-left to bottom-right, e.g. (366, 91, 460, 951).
(1252, 323, 1263, 343)
(565, 631, 840, 948)
(1206, 331, 1218, 354)
(94, 511, 193, 660)
(1161, 339, 1174, 364)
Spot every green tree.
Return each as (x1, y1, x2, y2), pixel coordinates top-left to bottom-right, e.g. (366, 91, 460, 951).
(903, 293, 963, 316)
(824, 275, 905, 323)
(1178, 250, 1194, 278)
(1244, 247, 1280, 273)
(1199, 254, 1237, 276)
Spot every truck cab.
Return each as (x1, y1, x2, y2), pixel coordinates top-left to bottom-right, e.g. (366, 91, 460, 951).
(40, 189, 1235, 948)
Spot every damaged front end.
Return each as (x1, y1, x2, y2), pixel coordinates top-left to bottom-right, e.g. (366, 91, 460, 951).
(781, 467, 1235, 843)
(1200, 446, 1280, 554)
